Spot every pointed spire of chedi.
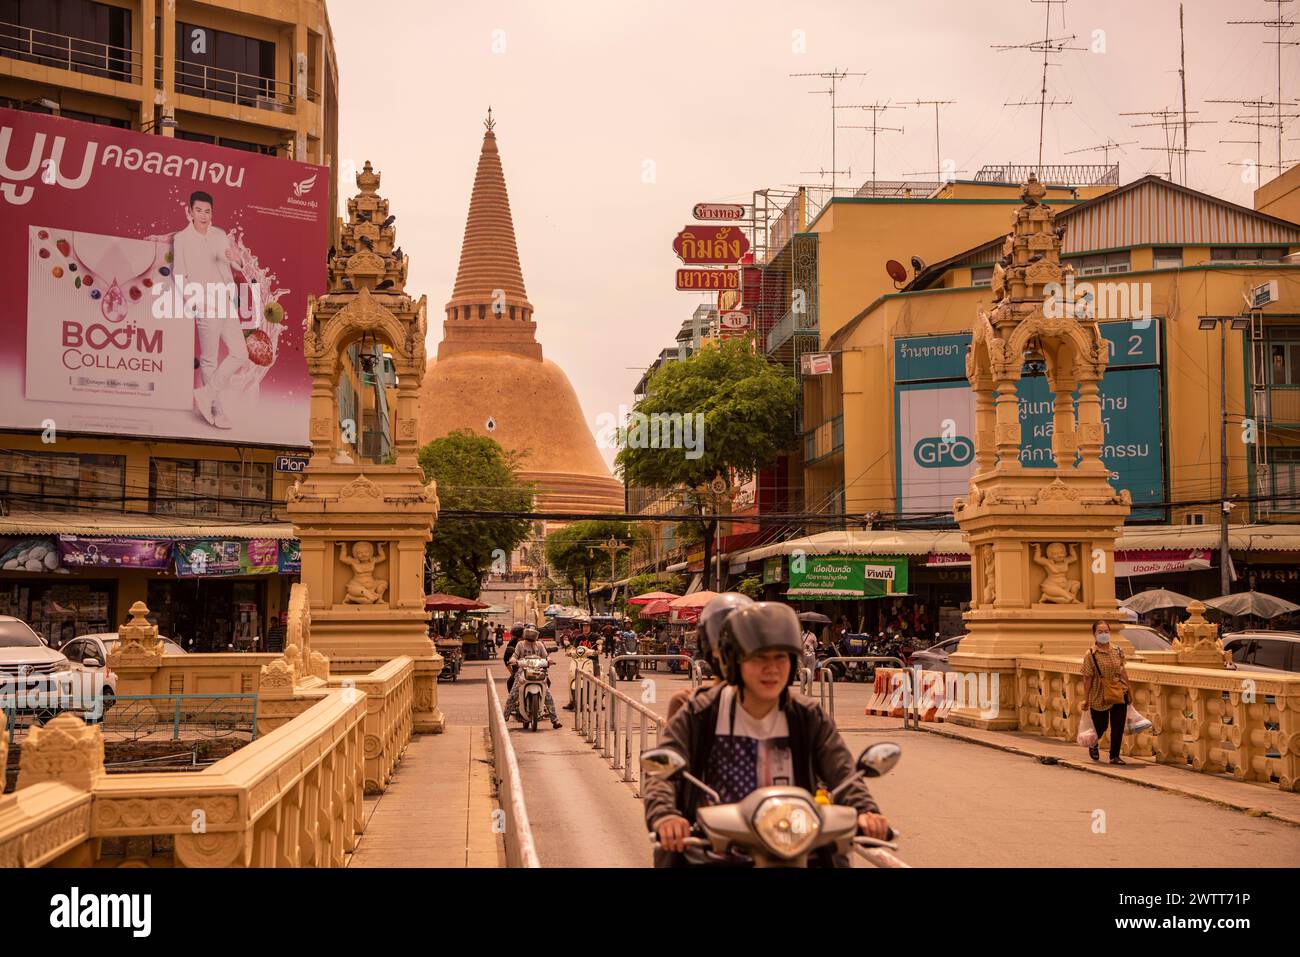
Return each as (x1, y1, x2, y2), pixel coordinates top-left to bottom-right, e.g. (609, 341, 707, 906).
(420, 115, 624, 514)
(439, 112, 539, 360)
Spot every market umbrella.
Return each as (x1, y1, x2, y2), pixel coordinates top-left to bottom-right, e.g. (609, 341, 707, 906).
(1119, 588, 1192, 615)
(640, 599, 672, 617)
(1203, 590, 1300, 620)
(798, 612, 832, 624)
(628, 590, 680, 605)
(424, 593, 489, 612)
(1116, 606, 1140, 623)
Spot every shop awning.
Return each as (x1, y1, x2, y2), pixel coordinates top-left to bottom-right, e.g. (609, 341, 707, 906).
(730, 523, 1300, 565)
(0, 509, 296, 540)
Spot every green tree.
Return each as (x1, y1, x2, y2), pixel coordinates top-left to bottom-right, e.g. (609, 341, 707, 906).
(544, 520, 633, 613)
(615, 336, 800, 589)
(735, 574, 763, 600)
(418, 430, 535, 599)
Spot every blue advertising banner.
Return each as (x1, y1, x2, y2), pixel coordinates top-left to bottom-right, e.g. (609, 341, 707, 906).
(894, 320, 1165, 521)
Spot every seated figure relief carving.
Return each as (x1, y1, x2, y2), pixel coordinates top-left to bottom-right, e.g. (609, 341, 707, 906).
(339, 541, 389, 604)
(1032, 542, 1080, 604)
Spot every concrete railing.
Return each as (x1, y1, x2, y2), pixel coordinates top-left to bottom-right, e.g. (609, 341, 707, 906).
(486, 676, 540, 868)
(1014, 655, 1300, 792)
(329, 657, 414, 793)
(0, 656, 420, 866)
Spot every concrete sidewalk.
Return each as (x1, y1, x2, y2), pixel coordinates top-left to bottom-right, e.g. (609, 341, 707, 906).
(348, 719, 505, 868)
(916, 720, 1300, 827)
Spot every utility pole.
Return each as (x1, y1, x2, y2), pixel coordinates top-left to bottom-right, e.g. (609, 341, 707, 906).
(791, 69, 869, 193)
(1180, 3, 1190, 184)
(993, 0, 1084, 174)
(1199, 315, 1251, 595)
(901, 98, 957, 184)
(835, 101, 904, 195)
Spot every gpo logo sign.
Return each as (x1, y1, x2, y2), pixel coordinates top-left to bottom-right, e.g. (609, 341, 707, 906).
(913, 435, 974, 468)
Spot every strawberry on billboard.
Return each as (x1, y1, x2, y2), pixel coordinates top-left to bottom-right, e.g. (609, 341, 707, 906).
(0, 108, 325, 447)
(672, 225, 750, 264)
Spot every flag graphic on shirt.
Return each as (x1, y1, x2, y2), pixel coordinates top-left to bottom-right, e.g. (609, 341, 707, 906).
(705, 735, 793, 805)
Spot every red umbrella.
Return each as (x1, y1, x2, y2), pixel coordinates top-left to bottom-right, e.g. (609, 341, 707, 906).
(640, 599, 673, 617)
(628, 590, 680, 605)
(425, 593, 489, 611)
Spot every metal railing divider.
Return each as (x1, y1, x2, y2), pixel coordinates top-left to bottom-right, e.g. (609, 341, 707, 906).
(485, 675, 540, 868)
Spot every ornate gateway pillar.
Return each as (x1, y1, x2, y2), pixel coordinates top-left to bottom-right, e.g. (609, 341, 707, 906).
(287, 161, 444, 732)
(948, 176, 1131, 729)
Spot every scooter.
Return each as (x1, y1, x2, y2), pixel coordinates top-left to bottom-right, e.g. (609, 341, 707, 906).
(514, 655, 553, 732)
(642, 741, 906, 868)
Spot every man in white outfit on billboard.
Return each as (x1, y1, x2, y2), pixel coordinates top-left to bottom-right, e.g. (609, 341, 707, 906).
(172, 190, 247, 429)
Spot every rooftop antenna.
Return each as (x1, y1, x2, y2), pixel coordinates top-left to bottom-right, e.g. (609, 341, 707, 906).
(791, 69, 870, 193)
(1064, 138, 1136, 169)
(835, 101, 904, 195)
(1121, 109, 1214, 183)
(1228, 0, 1300, 181)
(901, 98, 957, 184)
(992, 0, 1086, 174)
(1207, 98, 1299, 183)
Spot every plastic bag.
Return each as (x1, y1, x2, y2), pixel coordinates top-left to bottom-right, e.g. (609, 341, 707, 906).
(1076, 710, 1098, 748)
(1125, 704, 1152, 734)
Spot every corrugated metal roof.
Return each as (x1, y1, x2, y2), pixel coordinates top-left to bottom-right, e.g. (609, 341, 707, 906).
(0, 510, 295, 540)
(733, 524, 1300, 563)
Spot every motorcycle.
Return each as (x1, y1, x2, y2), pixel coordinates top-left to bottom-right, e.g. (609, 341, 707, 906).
(642, 741, 906, 868)
(514, 655, 553, 732)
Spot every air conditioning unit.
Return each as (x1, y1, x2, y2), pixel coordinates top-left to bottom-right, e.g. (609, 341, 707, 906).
(1184, 511, 1206, 526)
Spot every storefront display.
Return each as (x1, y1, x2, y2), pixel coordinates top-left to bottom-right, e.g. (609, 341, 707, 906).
(0, 580, 113, 646)
(147, 579, 267, 651)
(174, 538, 281, 577)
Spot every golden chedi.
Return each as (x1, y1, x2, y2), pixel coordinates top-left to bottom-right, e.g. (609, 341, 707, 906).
(419, 113, 623, 513)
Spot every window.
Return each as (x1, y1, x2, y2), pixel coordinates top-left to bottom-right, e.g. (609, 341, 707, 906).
(175, 21, 276, 106)
(970, 266, 993, 287)
(0, 0, 134, 81)
(1152, 247, 1183, 269)
(151, 458, 272, 520)
(1070, 251, 1131, 276)
(1268, 447, 1300, 511)
(1209, 246, 1287, 262)
(0, 450, 125, 511)
(1229, 638, 1293, 671)
(1267, 340, 1300, 385)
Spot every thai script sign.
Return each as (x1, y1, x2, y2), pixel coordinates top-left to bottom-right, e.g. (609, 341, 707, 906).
(692, 203, 746, 221)
(675, 268, 739, 291)
(786, 555, 909, 599)
(672, 225, 750, 264)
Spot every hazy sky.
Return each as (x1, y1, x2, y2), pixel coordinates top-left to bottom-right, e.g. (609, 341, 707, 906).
(331, 0, 1299, 470)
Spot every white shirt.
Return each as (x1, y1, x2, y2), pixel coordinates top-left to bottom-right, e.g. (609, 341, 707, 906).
(172, 222, 235, 289)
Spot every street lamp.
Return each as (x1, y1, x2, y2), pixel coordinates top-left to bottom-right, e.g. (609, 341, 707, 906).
(1198, 316, 1250, 594)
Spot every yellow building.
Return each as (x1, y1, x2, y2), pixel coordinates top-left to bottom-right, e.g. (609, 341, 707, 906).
(786, 174, 1300, 617)
(0, 0, 340, 648)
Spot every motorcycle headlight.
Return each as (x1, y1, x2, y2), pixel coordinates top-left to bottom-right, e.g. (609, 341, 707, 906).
(752, 797, 821, 859)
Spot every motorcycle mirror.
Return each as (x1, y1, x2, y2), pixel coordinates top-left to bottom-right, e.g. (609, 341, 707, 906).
(856, 742, 902, 778)
(640, 747, 686, 780)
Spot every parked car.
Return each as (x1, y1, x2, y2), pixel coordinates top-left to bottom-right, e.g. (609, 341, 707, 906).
(0, 617, 113, 720)
(910, 635, 965, 673)
(72, 632, 187, 658)
(1222, 631, 1300, 674)
(1118, 625, 1173, 652)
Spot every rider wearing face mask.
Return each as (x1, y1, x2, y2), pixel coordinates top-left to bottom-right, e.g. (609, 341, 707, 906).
(643, 601, 890, 867)
(503, 626, 562, 728)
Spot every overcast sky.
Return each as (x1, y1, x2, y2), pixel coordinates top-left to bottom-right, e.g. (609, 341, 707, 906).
(331, 0, 1300, 470)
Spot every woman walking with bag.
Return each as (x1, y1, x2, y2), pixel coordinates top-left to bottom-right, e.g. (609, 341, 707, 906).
(1080, 620, 1133, 765)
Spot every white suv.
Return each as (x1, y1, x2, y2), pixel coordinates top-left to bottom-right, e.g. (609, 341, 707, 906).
(0, 616, 115, 721)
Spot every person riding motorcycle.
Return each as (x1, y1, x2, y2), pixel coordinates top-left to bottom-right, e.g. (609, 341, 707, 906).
(643, 601, 890, 868)
(665, 592, 753, 721)
(502, 626, 562, 728)
(502, 623, 527, 693)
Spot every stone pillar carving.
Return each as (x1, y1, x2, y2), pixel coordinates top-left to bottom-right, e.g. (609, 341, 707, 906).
(17, 713, 105, 791)
(105, 600, 164, 696)
(1172, 600, 1232, 669)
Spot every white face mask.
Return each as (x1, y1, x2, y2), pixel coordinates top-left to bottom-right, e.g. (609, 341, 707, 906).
(1095, 630, 1111, 644)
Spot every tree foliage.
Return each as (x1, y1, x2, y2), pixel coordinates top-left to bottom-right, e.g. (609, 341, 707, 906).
(614, 336, 800, 489)
(418, 430, 534, 599)
(544, 519, 633, 612)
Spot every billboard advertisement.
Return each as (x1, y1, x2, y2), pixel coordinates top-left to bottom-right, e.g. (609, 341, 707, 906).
(786, 555, 909, 599)
(894, 321, 1165, 521)
(174, 538, 281, 577)
(0, 108, 326, 447)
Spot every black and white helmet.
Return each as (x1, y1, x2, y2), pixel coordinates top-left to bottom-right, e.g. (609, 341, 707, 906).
(717, 602, 803, 685)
